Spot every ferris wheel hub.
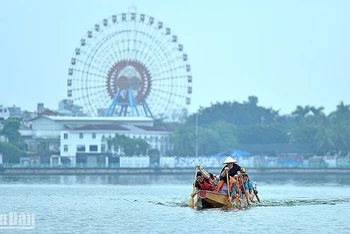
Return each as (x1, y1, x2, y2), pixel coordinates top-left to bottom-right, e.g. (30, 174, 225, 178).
(106, 60, 150, 104)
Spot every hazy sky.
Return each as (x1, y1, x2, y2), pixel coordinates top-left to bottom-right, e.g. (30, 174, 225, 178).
(1, 0, 350, 115)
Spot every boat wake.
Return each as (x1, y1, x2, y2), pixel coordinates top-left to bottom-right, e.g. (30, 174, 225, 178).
(161, 197, 350, 208)
(251, 197, 350, 207)
(119, 197, 350, 209)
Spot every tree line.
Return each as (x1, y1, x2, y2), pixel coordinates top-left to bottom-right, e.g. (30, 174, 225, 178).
(169, 96, 350, 156)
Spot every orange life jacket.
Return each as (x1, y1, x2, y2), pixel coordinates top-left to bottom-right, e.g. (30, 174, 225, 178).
(212, 176, 236, 193)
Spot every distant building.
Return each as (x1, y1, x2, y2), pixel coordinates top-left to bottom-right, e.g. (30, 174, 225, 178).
(0, 105, 22, 120)
(22, 115, 174, 166)
(37, 103, 45, 113)
(58, 99, 85, 116)
(7, 105, 22, 119)
(61, 124, 172, 166)
(0, 105, 10, 121)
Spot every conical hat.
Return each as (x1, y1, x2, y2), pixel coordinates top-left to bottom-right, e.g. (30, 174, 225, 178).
(223, 156, 237, 164)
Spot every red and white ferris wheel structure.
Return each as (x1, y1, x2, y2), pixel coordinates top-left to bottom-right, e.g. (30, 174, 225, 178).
(67, 12, 192, 118)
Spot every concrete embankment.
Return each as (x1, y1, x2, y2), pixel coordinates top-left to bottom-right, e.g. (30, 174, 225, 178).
(1, 167, 350, 175)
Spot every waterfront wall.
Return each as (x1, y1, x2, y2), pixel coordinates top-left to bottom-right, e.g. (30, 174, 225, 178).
(1, 167, 350, 176)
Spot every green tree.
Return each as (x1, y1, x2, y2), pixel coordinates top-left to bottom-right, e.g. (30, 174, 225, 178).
(238, 124, 288, 144)
(313, 127, 335, 155)
(327, 102, 350, 153)
(111, 134, 150, 156)
(0, 142, 26, 164)
(134, 138, 150, 155)
(171, 123, 195, 156)
(0, 119, 22, 147)
(209, 121, 239, 151)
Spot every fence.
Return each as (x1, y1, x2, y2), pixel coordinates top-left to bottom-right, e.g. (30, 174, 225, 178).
(1, 155, 350, 168)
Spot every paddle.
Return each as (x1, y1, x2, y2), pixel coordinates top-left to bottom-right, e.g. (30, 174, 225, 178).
(226, 170, 233, 209)
(254, 183, 261, 203)
(188, 167, 198, 208)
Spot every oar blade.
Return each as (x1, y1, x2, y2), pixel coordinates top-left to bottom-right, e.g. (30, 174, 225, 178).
(188, 197, 194, 207)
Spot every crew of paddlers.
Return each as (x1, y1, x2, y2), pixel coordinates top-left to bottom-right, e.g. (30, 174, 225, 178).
(190, 156, 260, 208)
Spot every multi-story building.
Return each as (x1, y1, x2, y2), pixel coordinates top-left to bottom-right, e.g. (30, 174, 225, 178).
(25, 115, 173, 166)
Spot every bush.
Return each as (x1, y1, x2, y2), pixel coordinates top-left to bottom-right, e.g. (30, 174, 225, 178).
(0, 142, 27, 164)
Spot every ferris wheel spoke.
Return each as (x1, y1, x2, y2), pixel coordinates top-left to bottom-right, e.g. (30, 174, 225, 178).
(151, 75, 188, 82)
(74, 55, 108, 81)
(134, 18, 151, 62)
(141, 34, 172, 69)
(152, 64, 187, 78)
(71, 68, 107, 80)
(144, 45, 180, 76)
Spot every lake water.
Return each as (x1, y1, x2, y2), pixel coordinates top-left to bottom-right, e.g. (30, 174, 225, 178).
(1, 173, 350, 234)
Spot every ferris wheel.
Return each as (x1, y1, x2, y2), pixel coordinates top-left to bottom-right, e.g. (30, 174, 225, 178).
(67, 11, 192, 118)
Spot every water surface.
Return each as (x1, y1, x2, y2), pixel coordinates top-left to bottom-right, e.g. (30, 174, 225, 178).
(1, 174, 349, 234)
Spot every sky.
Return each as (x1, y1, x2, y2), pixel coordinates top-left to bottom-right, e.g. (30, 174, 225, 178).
(1, 0, 350, 115)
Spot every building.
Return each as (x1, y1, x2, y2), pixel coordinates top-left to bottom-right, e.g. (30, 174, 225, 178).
(7, 105, 22, 119)
(25, 115, 174, 166)
(58, 99, 85, 116)
(37, 103, 46, 113)
(0, 105, 10, 121)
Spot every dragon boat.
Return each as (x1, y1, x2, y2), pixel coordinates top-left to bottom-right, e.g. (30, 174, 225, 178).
(195, 185, 260, 209)
(188, 161, 261, 209)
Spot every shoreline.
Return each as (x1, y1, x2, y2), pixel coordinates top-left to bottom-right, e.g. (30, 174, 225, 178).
(1, 167, 350, 176)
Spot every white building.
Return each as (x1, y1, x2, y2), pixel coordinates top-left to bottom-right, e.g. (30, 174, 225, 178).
(60, 123, 172, 166)
(0, 105, 10, 121)
(25, 115, 173, 166)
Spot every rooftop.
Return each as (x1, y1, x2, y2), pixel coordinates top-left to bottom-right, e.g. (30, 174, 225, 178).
(31, 115, 154, 122)
(70, 124, 130, 131)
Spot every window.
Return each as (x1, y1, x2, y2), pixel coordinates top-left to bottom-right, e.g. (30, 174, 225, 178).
(92, 133, 96, 139)
(77, 145, 86, 152)
(101, 144, 106, 152)
(79, 133, 83, 139)
(63, 133, 68, 139)
(89, 145, 98, 152)
(64, 145, 68, 152)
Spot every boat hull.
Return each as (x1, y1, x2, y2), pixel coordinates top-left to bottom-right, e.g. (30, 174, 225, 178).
(197, 190, 230, 208)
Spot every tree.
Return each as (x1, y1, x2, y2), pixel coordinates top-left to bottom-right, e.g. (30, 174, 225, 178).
(328, 102, 350, 152)
(110, 134, 150, 156)
(0, 142, 26, 164)
(209, 121, 239, 152)
(313, 127, 335, 155)
(292, 105, 311, 121)
(247, 96, 258, 106)
(171, 123, 196, 156)
(238, 124, 289, 144)
(0, 119, 22, 147)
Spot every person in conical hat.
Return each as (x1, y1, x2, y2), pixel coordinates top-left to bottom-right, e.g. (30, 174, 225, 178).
(222, 156, 237, 164)
(212, 156, 242, 194)
(220, 156, 241, 181)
